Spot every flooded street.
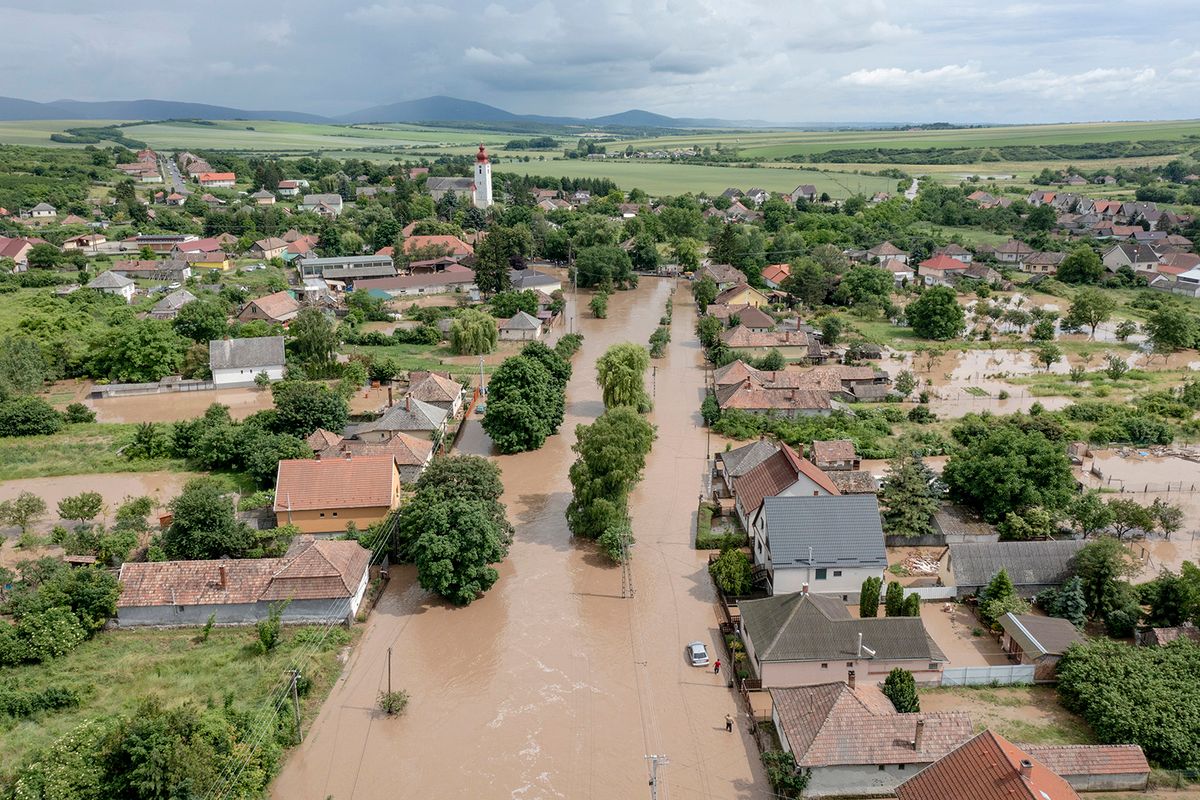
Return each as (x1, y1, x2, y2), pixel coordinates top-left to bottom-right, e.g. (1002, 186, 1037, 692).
(272, 280, 767, 799)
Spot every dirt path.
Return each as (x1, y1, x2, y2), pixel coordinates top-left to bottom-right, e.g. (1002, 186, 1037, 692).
(270, 279, 767, 799)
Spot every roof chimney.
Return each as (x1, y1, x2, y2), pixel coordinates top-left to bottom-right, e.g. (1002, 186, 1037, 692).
(914, 719, 925, 751)
(343, 449, 353, 460)
(405, 394, 410, 412)
(218, 565, 228, 590)
(1019, 759, 1033, 779)
(847, 668, 856, 689)
(388, 386, 393, 406)
(801, 582, 809, 595)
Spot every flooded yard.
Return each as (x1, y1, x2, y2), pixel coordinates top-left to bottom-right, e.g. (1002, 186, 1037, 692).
(271, 280, 767, 799)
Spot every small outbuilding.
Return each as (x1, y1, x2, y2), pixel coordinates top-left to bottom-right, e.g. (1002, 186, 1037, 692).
(498, 310, 543, 341)
(998, 613, 1086, 682)
(87, 270, 136, 302)
(208, 336, 285, 386)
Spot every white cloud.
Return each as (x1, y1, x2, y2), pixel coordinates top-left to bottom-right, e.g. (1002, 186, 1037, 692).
(839, 63, 985, 88)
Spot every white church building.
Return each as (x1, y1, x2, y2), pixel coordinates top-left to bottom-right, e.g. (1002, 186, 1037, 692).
(424, 144, 493, 208)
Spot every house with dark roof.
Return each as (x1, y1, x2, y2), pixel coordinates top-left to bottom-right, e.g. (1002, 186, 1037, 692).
(274, 454, 401, 535)
(86, 270, 136, 302)
(868, 241, 909, 264)
(308, 429, 433, 484)
(755, 494, 886, 597)
(1022, 251, 1066, 274)
(934, 243, 973, 263)
(716, 379, 832, 419)
(499, 310, 543, 341)
(355, 266, 477, 297)
(735, 444, 839, 538)
(943, 540, 1086, 598)
(209, 336, 285, 387)
(998, 613, 1086, 682)
(116, 539, 371, 626)
(150, 289, 197, 320)
(353, 395, 449, 441)
(1102, 242, 1160, 275)
(771, 682, 971, 797)
(249, 236, 288, 259)
(508, 269, 562, 293)
(696, 262, 744, 290)
(828, 470, 879, 495)
(789, 184, 817, 203)
(714, 439, 779, 497)
(743, 589, 946, 685)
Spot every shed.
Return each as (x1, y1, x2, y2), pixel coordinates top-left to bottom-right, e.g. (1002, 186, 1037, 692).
(208, 336, 285, 387)
(945, 540, 1085, 598)
(998, 613, 1086, 681)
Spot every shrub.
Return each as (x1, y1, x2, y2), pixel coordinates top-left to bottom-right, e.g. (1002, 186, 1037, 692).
(0, 396, 63, 437)
(761, 750, 810, 797)
(0, 685, 83, 719)
(255, 600, 289, 654)
(62, 402, 96, 424)
(378, 689, 410, 716)
(709, 546, 753, 596)
(882, 667, 920, 712)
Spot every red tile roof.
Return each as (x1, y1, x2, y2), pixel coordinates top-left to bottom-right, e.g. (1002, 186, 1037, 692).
(896, 730, 1080, 800)
(403, 235, 474, 257)
(811, 439, 856, 462)
(919, 254, 969, 271)
(1021, 744, 1148, 777)
(762, 263, 791, 284)
(198, 172, 236, 182)
(273, 454, 398, 512)
(735, 443, 839, 515)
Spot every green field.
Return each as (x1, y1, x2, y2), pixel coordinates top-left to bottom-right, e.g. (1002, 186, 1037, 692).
(0, 120, 134, 147)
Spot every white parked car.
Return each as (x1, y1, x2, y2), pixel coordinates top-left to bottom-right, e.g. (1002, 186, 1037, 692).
(686, 641, 710, 667)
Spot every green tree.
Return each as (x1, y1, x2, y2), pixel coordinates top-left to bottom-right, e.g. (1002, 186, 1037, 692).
(287, 307, 339, 375)
(630, 234, 659, 272)
(859, 576, 882, 618)
(92, 318, 187, 383)
(880, 450, 942, 539)
(903, 593, 921, 617)
(489, 290, 539, 319)
(1069, 489, 1116, 538)
(0, 396, 64, 437)
(162, 478, 253, 560)
(271, 380, 348, 437)
(781, 260, 830, 307)
(481, 356, 560, 453)
(1057, 246, 1104, 284)
(708, 546, 753, 595)
(1064, 288, 1116, 339)
(1145, 305, 1197, 354)
(596, 343, 651, 410)
(881, 668, 920, 713)
(172, 296, 231, 343)
(1151, 497, 1185, 540)
(697, 315, 723, 348)
(835, 266, 893, 308)
(0, 335, 47, 395)
(567, 407, 655, 545)
(474, 225, 532, 294)
(691, 276, 718, 309)
(906, 286, 965, 340)
(0, 492, 47, 535)
(1114, 319, 1139, 341)
(57, 492, 103, 527)
(884, 580, 905, 617)
(450, 308, 498, 355)
(1053, 575, 1088, 628)
(590, 291, 609, 319)
(1107, 498, 1155, 540)
(942, 425, 1075, 522)
(894, 370, 917, 398)
(818, 315, 843, 346)
(574, 245, 634, 289)
(1074, 536, 1139, 618)
(1030, 318, 1056, 342)
(1036, 343, 1063, 371)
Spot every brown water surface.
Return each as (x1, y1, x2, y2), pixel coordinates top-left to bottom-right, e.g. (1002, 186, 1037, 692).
(271, 279, 767, 799)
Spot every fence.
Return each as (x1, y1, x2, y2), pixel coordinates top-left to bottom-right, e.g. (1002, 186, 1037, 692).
(905, 585, 958, 600)
(941, 664, 1034, 687)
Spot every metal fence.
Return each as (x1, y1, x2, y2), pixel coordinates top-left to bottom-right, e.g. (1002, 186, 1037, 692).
(941, 665, 1034, 687)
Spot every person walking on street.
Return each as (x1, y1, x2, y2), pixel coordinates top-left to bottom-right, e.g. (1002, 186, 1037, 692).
(713, 659, 721, 674)
(725, 713, 734, 732)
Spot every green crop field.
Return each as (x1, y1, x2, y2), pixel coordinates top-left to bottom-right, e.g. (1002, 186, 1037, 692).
(0, 120, 133, 147)
(494, 159, 897, 197)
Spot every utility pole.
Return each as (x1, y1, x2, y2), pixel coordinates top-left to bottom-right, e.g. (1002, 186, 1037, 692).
(620, 527, 635, 599)
(479, 354, 486, 397)
(652, 365, 657, 398)
(645, 753, 669, 800)
(387, 647, 393, 696)
(288, 670, 302, 744)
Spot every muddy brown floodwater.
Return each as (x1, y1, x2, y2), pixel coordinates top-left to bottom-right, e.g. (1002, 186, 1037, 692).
(271, 280, 768, 799)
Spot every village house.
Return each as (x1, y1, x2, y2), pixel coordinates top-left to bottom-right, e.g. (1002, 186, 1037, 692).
(499, 310, 543, 341)
(110, 259, 192, 283)
(60, 232, 106, 252)
(896, 730, 1149, 799)
(86, 270, 136, 302)
(307, 428, 433, 484)
(508, 269, 562, 293)
(810, 439, 859, 471)
(197, 172, 236, 189)
(761, 263, 790, 288)
(300, 193, 344, 217)
(696, 262, 744, 290)
(250, 189, 276, 206)
(713, 282, 769, 308)
(794, 364, 891, 402)
(355, 267, 477, 297)
(401, 234, 475, 261)
(789, 184, 818, 203)
(276, 179, 303, 197)
(1102, 242, 1160, 275)
(868, 241, 908, 264)
(995, 240, 1036, 264)
(734, 443, 840, 543)
(753, 494, 886, 598)
(716, 378, 832, 420)
(116, 539, 371, 626)
(770, 682, 972, 799)
(943, 540, 1086, 598)
(238, 291, 301, 325)
(298, 254, 397, 285)
(713, 439, 779, 499)
(0, 235, 39, 268)
(274, 454, 402, 535)
(406, 371, 465, 417)
(249, 236, 289, 260)
(720, 326, 822, 361)
(353, 395, 449, 441)
(918, 254, 970, 286)
(27, 202, 56, 219)
(881, 258, 915, 285)
(150, 289, 197, 320)
(998, 613, 1086, 682)
(208, 336, 285, 387)
(1021, 252, 1065, 274)
(933, 243, 972, 263)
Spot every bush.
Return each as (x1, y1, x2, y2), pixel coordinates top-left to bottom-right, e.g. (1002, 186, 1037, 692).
(0, 685, 83, 719)
(761, 750, 810, 797)
(709, 546, 753, 596)
(882, 667, 920, 712)
(62, 402, 96, 424)
(0, 396, 63, 437)
(378, 689, 410, 716)
(255, 600, 288, 654)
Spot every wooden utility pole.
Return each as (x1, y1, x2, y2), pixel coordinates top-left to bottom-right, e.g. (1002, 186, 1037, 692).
(288, 670, 302, 744)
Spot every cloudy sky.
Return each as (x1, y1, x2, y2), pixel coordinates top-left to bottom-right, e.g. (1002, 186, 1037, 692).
(2, 0, 1199, 123)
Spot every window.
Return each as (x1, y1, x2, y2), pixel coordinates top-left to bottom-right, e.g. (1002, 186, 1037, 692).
(929, 663, 940, 671)
(319, 512, 326, 518)
(833, 570, 842, 577)
(899, 765, 906, 771)
(878, 765, 886, 772)
(820, 663, 828, 669)
(332, 511, 338, 517)
(815, 568, 827, 580)
(846, 662, 853, 667)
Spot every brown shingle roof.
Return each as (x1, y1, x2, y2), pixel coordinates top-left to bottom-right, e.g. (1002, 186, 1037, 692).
(306, 428, 343, 451)
(243, 290, 300, 321)
(324, 432, 433, 468)
(117, 540, 370, 608)
(273, 455, 397, 512)
(407, 372, 463, 405)
(715, 381, 831, 414)
(1021, 744, 1148, 777)
(771, 683, 971, 768)
(721, 326, 810, 349)
(811, 439, 856, 462)
(896, 730, 1079, 800)
(868, 241, 906, 257)
(734, 444, 838, 516)
(999, 613, 1086, 658)
(713, 359, 765, 387)
(828, 470, 879, 494)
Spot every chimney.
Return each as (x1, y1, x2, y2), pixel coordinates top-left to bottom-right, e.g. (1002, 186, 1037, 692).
(847, 669, 856, 689)
(914, 719, 925, 751)
(388, 386, 393, 406)
(801, 582, 809, 595)
(343, 449, 353, 460)
(218, 565, 227, 590)
(1019, 759, 1033, 779)
(405, 395, 410, 412)
(857, 631, 862, 658)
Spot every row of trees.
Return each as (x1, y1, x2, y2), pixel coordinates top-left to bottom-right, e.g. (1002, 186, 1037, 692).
(480, 340, 576, 453)
(858, 577, 921, 618)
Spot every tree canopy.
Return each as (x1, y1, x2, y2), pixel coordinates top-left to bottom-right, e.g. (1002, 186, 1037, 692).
(942, 424, 1075, 522)
(906, 286, 965, 340)
(450, 308, 498, 355)
(596, 343, 651, 411)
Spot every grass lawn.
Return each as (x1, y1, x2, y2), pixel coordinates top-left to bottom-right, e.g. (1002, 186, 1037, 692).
(920, 685, 1095, 745)
(0, 624, 357, 779)
(0, 423, 189, 481)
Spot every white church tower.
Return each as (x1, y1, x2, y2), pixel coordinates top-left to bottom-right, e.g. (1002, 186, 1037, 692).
(473, 144, 493, 208)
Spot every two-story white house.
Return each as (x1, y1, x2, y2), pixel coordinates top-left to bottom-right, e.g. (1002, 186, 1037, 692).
(734, 443, 840, 548)
(754, 493, 887, 599)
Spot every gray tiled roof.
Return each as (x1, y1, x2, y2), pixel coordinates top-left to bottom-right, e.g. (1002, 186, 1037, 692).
(948, 540, 1085, 589)
(740, 592, 946, 663)
(500, 310, 541, 331)
(356, 396, 448, 433)
(208, 336, 285, 370)
(87, 270, 135, 289)
(152, 289, 196, 312)
(718, 439, 778, 478)
(763, 494, 887, 570)
(509, 270, 560, 290)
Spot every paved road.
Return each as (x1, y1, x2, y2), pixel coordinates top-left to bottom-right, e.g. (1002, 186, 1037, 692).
(270, 278, 767, 799)
(162, 156, 189, 195)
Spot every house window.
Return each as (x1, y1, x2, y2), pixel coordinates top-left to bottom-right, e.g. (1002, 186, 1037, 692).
(846, 662, 853, 667)
(929, 663, 940, 671)
(332, 511, 338, 517)
(899, 764, 906, 771)
(878, 765, 886, 772)
(833, 570, 842, 577)
(820, 663, 828, 669)
(319, 512, 326, 518)
(815, 568, 827, 580)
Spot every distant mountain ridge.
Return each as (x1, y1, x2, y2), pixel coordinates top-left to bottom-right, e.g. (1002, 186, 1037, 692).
(0, 94, 771, 129)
